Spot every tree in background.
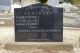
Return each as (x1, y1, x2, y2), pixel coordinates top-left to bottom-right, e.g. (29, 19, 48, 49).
(36, 0, 80, 5)
(36, 0, 48, 3)
(64, 0, 74, 4)
(37, 0, 74, 4)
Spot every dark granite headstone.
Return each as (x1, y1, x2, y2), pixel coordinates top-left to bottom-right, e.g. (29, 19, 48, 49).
(14, 3, 63, 42)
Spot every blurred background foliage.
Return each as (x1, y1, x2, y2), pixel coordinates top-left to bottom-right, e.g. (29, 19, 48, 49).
(36, 0, 80, 5)
(36, 0, 48, 3)
(64, 0, 80, 5)
(64, 0, 74, 4)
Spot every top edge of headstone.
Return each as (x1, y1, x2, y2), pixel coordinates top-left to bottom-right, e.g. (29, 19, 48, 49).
(15, 3, 62, 9)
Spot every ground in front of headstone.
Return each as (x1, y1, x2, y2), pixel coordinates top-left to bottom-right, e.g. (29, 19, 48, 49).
(0, 47, 74, 53)
(0, 26, 80, 53)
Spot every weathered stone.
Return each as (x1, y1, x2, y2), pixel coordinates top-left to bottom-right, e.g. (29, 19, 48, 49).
(4, 44, 73, 52)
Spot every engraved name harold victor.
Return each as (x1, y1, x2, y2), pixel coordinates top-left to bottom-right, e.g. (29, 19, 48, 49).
(14, 3, 63, 42)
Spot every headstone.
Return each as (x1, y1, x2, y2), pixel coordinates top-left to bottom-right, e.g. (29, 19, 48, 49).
(48, 0, 59, 6)
(0, 0, 11, 10)
(21, 0, 37, 7)
(14, 3, 63, 42)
